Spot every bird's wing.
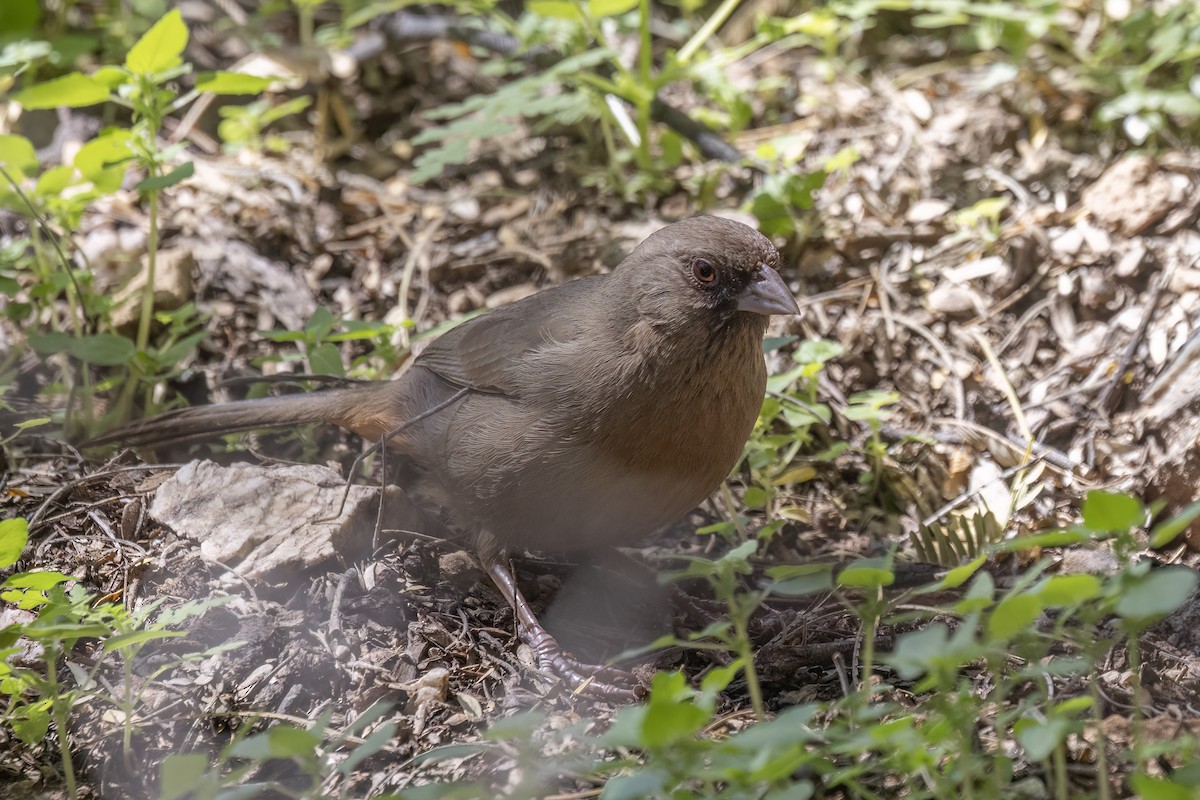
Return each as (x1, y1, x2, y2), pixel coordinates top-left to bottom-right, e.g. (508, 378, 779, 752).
(413, 275, 602, 396)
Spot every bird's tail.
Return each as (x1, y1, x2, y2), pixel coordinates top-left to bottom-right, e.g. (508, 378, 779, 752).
(84, 384, 390, 450)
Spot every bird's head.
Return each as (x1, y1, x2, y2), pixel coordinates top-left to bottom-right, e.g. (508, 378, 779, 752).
(619, 216, 799, 329)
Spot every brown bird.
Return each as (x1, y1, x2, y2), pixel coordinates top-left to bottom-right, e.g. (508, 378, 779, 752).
(90, 216, 799, 697)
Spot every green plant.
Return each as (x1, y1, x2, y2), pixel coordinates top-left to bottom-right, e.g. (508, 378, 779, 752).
(157, 701, 400, 800)
(659, 539, 770, 721)
(644, 492, 1198, 799)
(844, 389, 901, 501)
(873, 491, 1200, 798)
(411, 0, 772, 196)
(746, 146, 861, 241)
(730, 338, 843, 539)
(4, 10, 272, 436)
(410, 47, 615, 185)
(100, 489, 1200, 799)
(808, 0, 1200, 146)
(218, 95, 314, 154)
(0, 515, 242, 799)
(258, 305, 441, 381)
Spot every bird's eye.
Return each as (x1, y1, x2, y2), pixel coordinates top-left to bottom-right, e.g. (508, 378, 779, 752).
(691, 258, 718, 285)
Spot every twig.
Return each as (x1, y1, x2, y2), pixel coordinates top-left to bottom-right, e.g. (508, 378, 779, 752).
(919, 455, 1049, 529)
(975, 330, 1032, 446)
(1096, 253, 1176, 416)
(27, 463, 183, 532)
(327, 387, 471, 522)
(869, 311, 967, 420)
(328, 567, 359, 635)
(366, 11, 747, 164)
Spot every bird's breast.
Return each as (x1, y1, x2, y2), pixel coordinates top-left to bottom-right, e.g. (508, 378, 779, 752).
(581, 320, 767, 519)
(424, 318, 769, 553)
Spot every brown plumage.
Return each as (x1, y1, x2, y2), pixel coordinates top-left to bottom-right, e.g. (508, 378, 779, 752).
(91, 216, 799, 697)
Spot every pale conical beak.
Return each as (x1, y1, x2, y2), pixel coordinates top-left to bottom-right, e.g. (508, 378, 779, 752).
(736, 264, 800, 316)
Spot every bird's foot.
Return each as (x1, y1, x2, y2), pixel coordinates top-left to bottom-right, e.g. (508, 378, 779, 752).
(522, 623, 644, 702)
(485, 557, 645, 701)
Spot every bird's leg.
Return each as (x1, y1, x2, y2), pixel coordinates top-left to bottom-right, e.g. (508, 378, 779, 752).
(482, 556, 642, 702)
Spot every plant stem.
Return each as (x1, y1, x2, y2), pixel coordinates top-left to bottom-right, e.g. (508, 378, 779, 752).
(1052, 744, 1068, 800)
(1127, 631, 1143, 771)
(598, 114, 624, 193)
(137, 190, 159, 353)
(47, 653, 77, 799)
(860, 603, 878, 696)
(638, 0, 652, 90)
(734, 610, 765, 721)
(1090, 680, 1112, 800)
(123, 657, 134, 764)
(299, 4, 314, 46)
(634, 0, 653, 170)
(727, 590, 766, 721)
(677, 0, 742, 64)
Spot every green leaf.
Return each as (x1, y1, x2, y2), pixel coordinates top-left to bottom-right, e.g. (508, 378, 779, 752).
(749, 191, 795, 239)
(1081, 491, 1145, 533)
(767, 563, 834, 597)
(227, 731, 273, 760)
(602, 771, 670, 800)
(308, 342, 344, 377)
(0, 518, 29, 568)
(27, 331, 73, 358)
(794, 339, 843, 365)
(92, 65, 129, 89)
(1034, 574, 1101, 607)
(823, 145, 861, 173)
(304, 306, 336, 337)
(0, 0, 40, 35)
(700, 660, 742, 694)
(69, 334, 136, 366)
(742, 486, 769, 509)
(408, 742, 488, 766)
(1115, 567, 1197, 622)
(528, 0, 583, 19)
(956, 571, 996, 613)
(4, 570, 73, 589)
(888, 623, 949, 679)
(159, 754, 211, 800)
(1052, 696, 1095, 716)
(15, 73, 109, 109)
(1150, 501, 1200, 548)
(26, 622, 113, 640)
(1014, 716, 1070, 761)
(588, 0, 638, 16)
(987, 592, 1042, 640)
(642, 698, 709, 747)
(136, 161, 194, 192)
(938, 555, 987, 590)
(836, 558, 894, 589)
(1130, 773, 1194, 800)
(0, 135, 37, 177)
(35, 165, 75, 197)
(74, 132, 133, 193)
(338, 720, 397, 775)
(195, 71, 271, 94)
(103, 629, 187, 652)
(12, 707, 50, 745)
(268, 724, 320, 757)
(125, 9, 188, 74)
(994, 528, 1088, 552)
(762, 335, 798, 353)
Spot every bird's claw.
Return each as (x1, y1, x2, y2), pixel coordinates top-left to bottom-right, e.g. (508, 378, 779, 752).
(531, 639, 644, 702)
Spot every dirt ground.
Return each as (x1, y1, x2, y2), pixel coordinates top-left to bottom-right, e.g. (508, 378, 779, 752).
(2, 8, 1200, 798)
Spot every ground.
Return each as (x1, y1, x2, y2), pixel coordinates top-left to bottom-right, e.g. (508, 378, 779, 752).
(2, 4, 1200, 799)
